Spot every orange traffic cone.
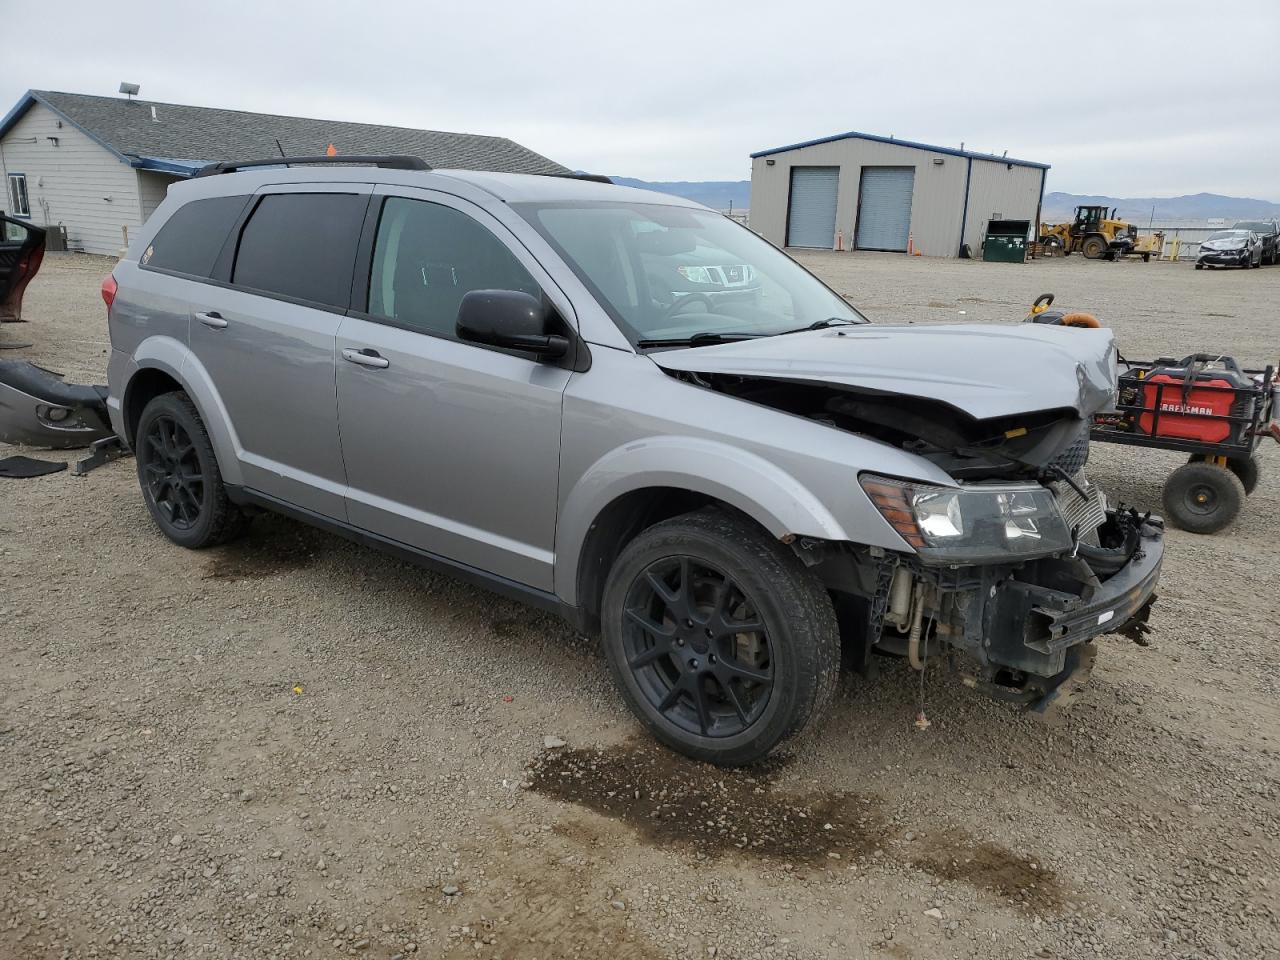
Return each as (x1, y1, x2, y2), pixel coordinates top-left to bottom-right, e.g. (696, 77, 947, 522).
(906, 232, 914, 256)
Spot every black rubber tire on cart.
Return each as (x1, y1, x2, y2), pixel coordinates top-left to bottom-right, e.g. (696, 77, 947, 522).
(600, 508, 840, 767)
(1162, 461, 1246, 534)
(1189, 454, 1260, 495)
(135, 391, 247, 548)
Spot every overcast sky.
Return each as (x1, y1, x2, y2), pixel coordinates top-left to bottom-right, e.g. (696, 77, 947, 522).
(5, 1, 1277, 199)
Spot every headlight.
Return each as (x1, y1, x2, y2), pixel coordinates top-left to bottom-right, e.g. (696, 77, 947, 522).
(860, 475, 1074, 564)
(677, 265, 718, 285)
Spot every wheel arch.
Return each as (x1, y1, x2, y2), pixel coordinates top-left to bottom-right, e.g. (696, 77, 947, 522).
(557, 437, 851, 628)
(120, 339, 245, 487)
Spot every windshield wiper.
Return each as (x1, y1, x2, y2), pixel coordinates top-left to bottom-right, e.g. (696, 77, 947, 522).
(636, 331, 766, 348)
(776, 317, 861, 335)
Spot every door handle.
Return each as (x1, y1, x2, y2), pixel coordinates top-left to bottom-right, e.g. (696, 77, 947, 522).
(195, 311, 228, 329)
(342, 347, 390, 369)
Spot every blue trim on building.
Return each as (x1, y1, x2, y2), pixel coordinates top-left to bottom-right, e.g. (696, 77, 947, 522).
(751, 130, 1050, 171)
(1, 92, 209, 181)
(128, 157, 208, 177)
(0, 93, 35, 140)
(0, 90, 132, 165)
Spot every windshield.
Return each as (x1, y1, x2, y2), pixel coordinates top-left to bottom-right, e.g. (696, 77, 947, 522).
(1207, 231, 1250, 242)
(516, 201, 866, 345)
(1233, 222, 1272, 233)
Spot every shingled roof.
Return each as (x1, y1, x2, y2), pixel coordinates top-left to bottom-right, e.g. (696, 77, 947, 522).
(1, 90, 569, 176)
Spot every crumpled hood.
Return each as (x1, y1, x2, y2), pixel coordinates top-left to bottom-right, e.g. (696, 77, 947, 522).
(652, 323, 1118, 421)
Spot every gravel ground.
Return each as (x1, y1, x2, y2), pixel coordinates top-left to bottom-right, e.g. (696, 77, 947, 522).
(2, 251, 1278, 960)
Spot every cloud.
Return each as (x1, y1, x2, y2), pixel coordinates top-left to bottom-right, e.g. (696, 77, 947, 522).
(4, 0, 1276, 198)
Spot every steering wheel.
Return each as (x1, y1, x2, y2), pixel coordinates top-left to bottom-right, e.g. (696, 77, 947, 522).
(660, 293, 715, 321)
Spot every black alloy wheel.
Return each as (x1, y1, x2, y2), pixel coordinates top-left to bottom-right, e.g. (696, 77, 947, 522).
(600, 508, 840, 766)
(622, 555, 773, 739)
(134, 391, 245, 548)
(140, 414, 205, 531)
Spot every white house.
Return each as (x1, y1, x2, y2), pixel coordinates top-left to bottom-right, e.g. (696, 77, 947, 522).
(0, 90, 569, 256)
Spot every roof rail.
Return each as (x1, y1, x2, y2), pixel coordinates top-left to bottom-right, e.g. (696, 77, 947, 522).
(546, 172, 613, 184)
(192, 155, 430, 178)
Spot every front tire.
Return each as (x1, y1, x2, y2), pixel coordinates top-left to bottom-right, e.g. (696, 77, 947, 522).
(135, 391, 246, 548)
(600, 508, 839, 767)
(1081, 235, 1108, 259)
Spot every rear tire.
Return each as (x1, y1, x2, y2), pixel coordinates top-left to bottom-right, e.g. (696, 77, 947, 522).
(1190, 454, 1260, 495)
(1228, 456, 1261, 494)
(600, 508, 839, 767)
(135, 392, 246, 548)
(1163, 462, 1245, 534)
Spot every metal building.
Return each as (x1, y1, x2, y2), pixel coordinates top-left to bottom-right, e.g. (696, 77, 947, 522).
(748, 131, 1050, 258)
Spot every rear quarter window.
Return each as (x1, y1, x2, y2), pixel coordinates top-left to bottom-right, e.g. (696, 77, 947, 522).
(141, 195, 251, 277)
(231, 193, 367, 309)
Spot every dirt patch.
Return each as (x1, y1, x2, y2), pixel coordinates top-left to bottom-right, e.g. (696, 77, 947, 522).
(528, 742, 1066, 912)
(431, 828, 666, 960)
(202, 516, 329, 580)
(528, 742, 879, 862)
(908, 834, 1064, 911)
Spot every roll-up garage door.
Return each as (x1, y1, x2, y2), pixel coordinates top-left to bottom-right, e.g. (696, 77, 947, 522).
(855, 167, 915, 252)
(786, 167, 839, 249)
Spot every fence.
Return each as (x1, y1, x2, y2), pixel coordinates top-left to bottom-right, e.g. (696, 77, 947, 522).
(1137, 225, 1224, 261)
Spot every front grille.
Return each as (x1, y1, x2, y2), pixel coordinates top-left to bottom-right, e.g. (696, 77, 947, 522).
(1049, 473, 1107, 545)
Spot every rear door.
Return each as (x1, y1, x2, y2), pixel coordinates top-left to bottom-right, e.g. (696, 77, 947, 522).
(188, 185, 370, 519)
(0, 216, 46, 322)
(335, 187, 572, 590)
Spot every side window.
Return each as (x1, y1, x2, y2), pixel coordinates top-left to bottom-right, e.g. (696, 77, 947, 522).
(367, 197, 539, 337)
(232, 193, 367, 308)
(2, 218, 36, 243)
(140, 195, 250, 278)
(6, 174, 30, 218)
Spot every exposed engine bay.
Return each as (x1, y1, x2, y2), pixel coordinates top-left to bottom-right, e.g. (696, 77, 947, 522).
(665, 369, 1089, 480)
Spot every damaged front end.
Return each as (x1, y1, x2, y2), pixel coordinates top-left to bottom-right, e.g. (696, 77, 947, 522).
(867, 507, 1160, 707)
(653, 325, 1160, 713)
(836, 472, 1162, 711)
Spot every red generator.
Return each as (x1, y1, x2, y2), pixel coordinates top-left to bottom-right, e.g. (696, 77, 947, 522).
(1131, 355, 1255, 444)
(1095, 352, 1276, 535)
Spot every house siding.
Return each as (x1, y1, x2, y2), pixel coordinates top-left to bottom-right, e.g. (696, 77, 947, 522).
(0, 102, 143, 255)
(137, 170, 181, 222)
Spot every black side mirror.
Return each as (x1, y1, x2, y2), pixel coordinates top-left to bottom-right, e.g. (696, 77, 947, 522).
(456, 290, 568, 360)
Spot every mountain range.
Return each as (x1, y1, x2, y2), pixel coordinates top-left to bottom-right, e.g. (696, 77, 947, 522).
(1041, 192, 1280, 223)
(606, 177, 1280, 223)
(609, 177, 751, 211)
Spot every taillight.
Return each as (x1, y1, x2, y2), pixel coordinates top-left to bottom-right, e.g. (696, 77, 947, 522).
(101, 274, 118, 309)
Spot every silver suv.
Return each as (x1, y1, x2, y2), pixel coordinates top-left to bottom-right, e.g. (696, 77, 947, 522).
(105, 156, 1163, 766)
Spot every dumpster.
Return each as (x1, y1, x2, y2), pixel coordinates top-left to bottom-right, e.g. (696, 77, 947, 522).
(982, 219, 1030, 263)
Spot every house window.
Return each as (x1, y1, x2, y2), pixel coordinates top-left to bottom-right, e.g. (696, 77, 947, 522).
(6, 174, 30, 218)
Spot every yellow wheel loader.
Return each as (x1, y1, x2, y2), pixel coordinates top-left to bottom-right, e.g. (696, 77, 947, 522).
(1039, 205, 1162, 261)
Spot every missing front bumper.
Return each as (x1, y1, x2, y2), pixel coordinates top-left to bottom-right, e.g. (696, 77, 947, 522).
(0, 360, 113, 449)
(958, 509, 1162, 705)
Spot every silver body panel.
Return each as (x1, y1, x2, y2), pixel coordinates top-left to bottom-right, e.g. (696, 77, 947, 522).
(107, 166, 1114, 610)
